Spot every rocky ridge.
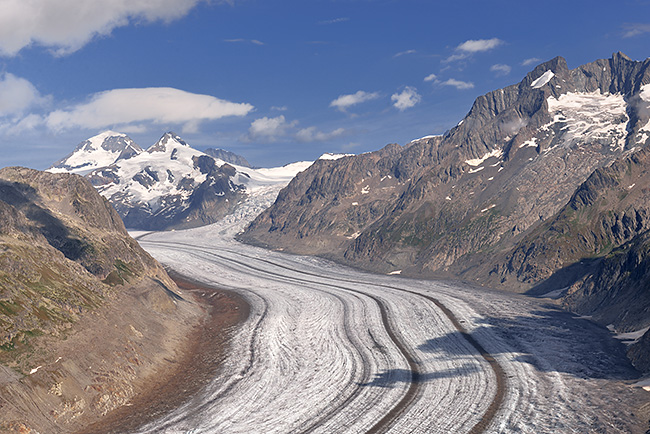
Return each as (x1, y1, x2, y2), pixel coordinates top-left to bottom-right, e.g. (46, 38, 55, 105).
(0, 167, 203, 432)
(241, 52, 650, 371)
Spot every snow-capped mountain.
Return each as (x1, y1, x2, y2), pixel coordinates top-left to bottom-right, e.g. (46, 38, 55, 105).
(49, 131, 143, 175)
(50, 131, 313, 230)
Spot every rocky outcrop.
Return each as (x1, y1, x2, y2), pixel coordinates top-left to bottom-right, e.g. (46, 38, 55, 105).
(0, 167, 203, 432)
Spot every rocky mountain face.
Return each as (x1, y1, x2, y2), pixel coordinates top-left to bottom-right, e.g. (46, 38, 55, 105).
(203, 147, 251, 168)
(88, 132, 246, 230)
(0, 167, 203, 432)
(51, 132, 249, 230)
(241, 52, 650, 371)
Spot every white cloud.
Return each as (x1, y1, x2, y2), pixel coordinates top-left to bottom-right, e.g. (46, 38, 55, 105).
(445, 37, 503, 62)
(394, 49, 416, 58)
(248, 115, 297, 141)
(0, 0, 209, 56)
(330, 90, 380, 112)
(522, 57, 541, 66)
(622, 23, 650, 38)
(441, 79, 475, 90)
(457, 38, 503, 53)
(424, 73, 439, 82)
(0, 73, 50, 116)
(296, 126, 345, 142)
(490, 64, 511, 76)
(271, 105, 288, 111)
(2, 114, 44, 135)
(391, 86, 421, 111)
(45, 87, 253, 132)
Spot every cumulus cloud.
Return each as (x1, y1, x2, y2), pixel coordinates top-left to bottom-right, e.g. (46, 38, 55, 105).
(445, 37, 504, 62)
(522, 57, 541, 66)
(457, 38, 503, 53)
(424, 73, 439, 83)
(296, 126, 345, 142)
(391, 86, 421, 111)
(441, 79, 475, 90)
(330, 90, 380, 113)
(45, 87, 253, 132)
(0, 0, 209, 56)
(0, 73, 50, 116)
(622, 23, 650, 38)
(490, 64, 511, 76)
(247, 115, 297, 141)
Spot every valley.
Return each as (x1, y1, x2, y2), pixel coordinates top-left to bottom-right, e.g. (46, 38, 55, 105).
(132, 216, 647, 433)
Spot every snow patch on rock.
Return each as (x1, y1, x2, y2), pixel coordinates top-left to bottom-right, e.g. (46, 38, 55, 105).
(531, 70, 555, 89)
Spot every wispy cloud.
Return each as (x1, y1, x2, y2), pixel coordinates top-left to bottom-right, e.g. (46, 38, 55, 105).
(0, 0, 209, 57)
(246, 116, 346, 143)
(490, 64, 511, 76)
(45, 87, 253, 133)
(391, 86, 421, 111)
(394, 49, 416, 58)
(271, 105, 288, 111)
(522, 57, 541, 66)
(296, 126, 346, 142)
(622, 23, 650, 37)
(444, 37, 504, 62)
(441, 79, 474, 90)
(224, 38, 265, 45)
(330, 90, 380, 113)
(318, 17, 350, 25)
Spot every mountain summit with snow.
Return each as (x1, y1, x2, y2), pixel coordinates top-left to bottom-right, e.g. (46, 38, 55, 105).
(49, 131, 143, 175)
(50, 131, 313, 230)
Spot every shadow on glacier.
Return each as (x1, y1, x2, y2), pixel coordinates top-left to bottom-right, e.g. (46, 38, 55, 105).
(359, 364, 480, 388)
(416, 307, 639, 381)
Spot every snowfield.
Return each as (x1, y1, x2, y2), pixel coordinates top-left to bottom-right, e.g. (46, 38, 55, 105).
(133, 193, 644, 433)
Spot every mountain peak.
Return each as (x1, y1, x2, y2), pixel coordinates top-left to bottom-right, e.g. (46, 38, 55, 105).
(147, 132, 190, 153)
(525, 56, 568, 87)
(612, 51, 632, 62)
(48, 131, 142, 175)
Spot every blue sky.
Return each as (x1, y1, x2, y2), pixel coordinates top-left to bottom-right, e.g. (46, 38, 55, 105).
(1, 0, 650, 169)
